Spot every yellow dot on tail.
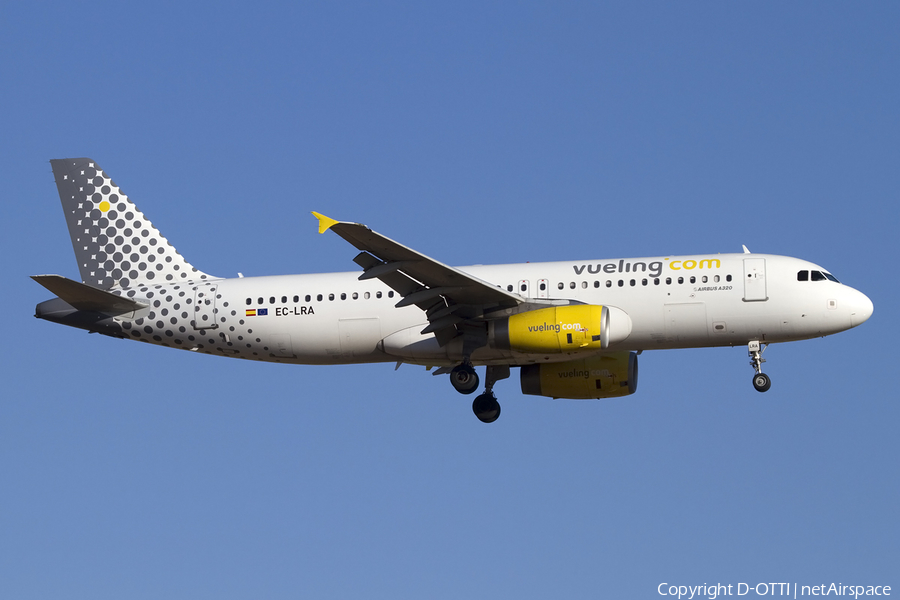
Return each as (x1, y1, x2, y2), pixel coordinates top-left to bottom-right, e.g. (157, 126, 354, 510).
(99, 201, 110, 212)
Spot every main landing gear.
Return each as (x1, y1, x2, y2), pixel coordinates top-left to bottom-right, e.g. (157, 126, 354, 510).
(472, 392, 501, 424)
(748, 340, 771, 392)
(449, 363, 479, 395)
(450, 363, 509, 423)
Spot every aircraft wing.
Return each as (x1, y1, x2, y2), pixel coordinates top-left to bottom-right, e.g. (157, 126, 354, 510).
(313, 212, 523, 345)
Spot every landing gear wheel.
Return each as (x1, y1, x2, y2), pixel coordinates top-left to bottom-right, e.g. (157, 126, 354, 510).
(752, 373, 771, 393)
(450, 364, 479, 395)
(747, 341, 771, 393)
(473, 393, 501, 423)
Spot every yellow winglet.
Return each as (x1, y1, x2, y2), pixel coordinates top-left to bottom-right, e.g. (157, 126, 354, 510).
(311, 211, 339, 234)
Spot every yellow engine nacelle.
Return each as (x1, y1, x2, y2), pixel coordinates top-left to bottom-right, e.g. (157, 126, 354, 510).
(490, 305, 609, 354)
(520, 352, 638, 399)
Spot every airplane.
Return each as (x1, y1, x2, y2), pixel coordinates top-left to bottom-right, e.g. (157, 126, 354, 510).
(33, 158, 874, 422)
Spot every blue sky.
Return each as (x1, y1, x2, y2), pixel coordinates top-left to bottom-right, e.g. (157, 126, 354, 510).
(1, 2, 897, 598)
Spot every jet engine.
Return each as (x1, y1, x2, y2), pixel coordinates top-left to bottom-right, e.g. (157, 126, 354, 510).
(489, 305, 609, 353)
(520, 351, 638, 399)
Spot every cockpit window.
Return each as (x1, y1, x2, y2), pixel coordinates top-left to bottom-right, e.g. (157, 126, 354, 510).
(800, 269, 840, 283)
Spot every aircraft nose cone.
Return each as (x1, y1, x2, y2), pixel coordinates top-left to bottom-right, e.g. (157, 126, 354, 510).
(849, 290, 874, 328)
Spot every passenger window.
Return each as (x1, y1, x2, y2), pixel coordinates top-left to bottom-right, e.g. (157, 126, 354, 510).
(798, 270, 809, 281)
(352, 292, 358, 300)
(340, 293, 347, 300)
(539, 282, 546, 291)
(521, 284, 527, 292)
(376, 291, 382, 299)
(558, 283, 564, 290)
(305, 295, 311, 302)
(593, 281, 599, 288)
(726, 275, 732, 282)
(654, 278, 660, 285)
(257, 297, 263, 305)
(388, 291, 394, 298)
(507, 285, 513, 292)
(630, 279, 636, 286)
(581, 282, 587, 289)
(269, 297, 275, 304)
(606, 280, 612, 288)
(293, 295, 299, 303)
(569, 282, 576, 289)
(642, 279, 648, 286)
(317, 294, 323, 301)
(678, 277, 684, 284)
(618, 280, 624, 287)
(666, 277, 672, 285)
(689, 276, 696, 284)
(328, 293, 334, 301)
(364, 292, 370, 299)
(245, 298, 251, 305)
(281, 296, 287, 303)
(701, 276, 707, 283)
(714, 275, 720, 283)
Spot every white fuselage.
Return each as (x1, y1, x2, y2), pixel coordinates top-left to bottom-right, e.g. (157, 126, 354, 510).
(113, 253, 871, 367)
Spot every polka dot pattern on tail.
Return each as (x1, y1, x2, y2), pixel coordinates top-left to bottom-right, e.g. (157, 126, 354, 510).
(50, 158, 212, 290)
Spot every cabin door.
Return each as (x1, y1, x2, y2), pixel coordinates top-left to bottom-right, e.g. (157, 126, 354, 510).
(743, 258, 768, 302)
(338, 318, 382, 358)
(193, 283, 218, 330)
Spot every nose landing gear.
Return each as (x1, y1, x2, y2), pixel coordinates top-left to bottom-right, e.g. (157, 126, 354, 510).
(748, 340, 771, 392)
(752, 372, 772, 392)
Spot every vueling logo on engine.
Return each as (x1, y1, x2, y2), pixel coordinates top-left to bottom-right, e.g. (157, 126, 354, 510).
(557, 368, 608, 380)
(526, 321, 586, 334)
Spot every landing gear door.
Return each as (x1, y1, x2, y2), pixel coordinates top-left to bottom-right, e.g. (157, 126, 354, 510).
(193, 283, 219, 329)
(743, 258, 767, 302)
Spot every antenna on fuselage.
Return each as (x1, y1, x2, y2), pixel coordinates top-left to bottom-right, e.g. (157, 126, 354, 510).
(742, 245, 751, 254)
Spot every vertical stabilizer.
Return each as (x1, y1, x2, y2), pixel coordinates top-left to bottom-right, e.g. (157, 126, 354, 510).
(51, 158, 212, 289)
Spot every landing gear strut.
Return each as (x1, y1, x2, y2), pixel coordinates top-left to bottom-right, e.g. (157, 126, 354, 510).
(748, 340, 771, 392)
(472, 365, 510, 424)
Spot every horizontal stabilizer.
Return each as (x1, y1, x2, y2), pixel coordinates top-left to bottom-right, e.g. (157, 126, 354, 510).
(31, 275, 147, 314)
